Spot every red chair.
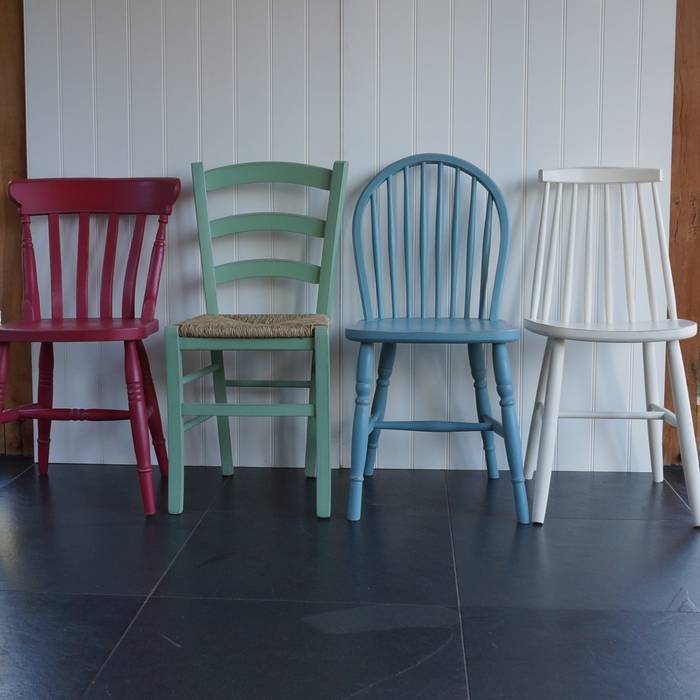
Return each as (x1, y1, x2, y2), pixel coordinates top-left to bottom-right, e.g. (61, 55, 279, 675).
(2, 178, 181, 514)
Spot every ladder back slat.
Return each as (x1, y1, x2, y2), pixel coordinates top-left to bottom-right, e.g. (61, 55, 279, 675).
(434, 163, 445, 317)
(386, 176, 398, 317)
(449, 170, 461, 318)
(419, 164, 428, 318)
(209, 212, 325, 238)
(100, 213, 119, 318)
(636, 183, 659, 320)
(76, 212, 90, 318)
(122, 214, 146, 319)
(561, 184, 578, 323)
(48, 213, 63, 319)
(619, 184, 636, 322)
(403, 167, 414, 317)
(530, 181, 551, 318)
(370, 192, 384, 319)
(478, 195, 493, 319)
(214, 259, 321, 285)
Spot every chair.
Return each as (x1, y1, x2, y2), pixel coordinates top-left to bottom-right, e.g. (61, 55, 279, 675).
(166, 160, 347, 517)
(345, 153, 529, 523)
(524, 167, 700, 525)
(3, 177, 181, 514)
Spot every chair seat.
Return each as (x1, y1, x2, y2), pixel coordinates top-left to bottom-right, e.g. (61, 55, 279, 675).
(178, 313, 329, 339)
(525, 317, 697, 342)
(345, 317, 519, 343)
(0, 317, 159, 342)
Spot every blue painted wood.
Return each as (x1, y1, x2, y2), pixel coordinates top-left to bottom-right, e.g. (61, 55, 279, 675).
(364, 342, 397, 477)
(492, 342, 529, 524)
(468, 343, 499, 479)
(346, 153, 527, 524)
(348, 342, 374, 521)
(345, 317, 519, 344)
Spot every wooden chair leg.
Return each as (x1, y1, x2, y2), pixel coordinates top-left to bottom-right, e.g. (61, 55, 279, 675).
(211, 349, 233, 476)
(124, 340, 155, 515)
(347, 342, 373, 521)
(524, 339, 552, 480)
(532, 338, 566, 525)
(364, 342, 397, 477)
(468, 343, 499, 479)
(493, 343, 529, 524)
(165, 327, 185, 514)
(313, 326, 331, 518)
(304, 362, 317, 478)
(667, 339, 700, 526)
(37, 342, 54, 476)
(642, 342, 664, 483)
(136, 341, 168, 477)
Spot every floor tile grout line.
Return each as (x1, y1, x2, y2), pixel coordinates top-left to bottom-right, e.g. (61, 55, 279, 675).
(443, 472, 471, 699)
(664, 477, 691, 512)
(83, 506, 211, 695)
(0, 463, 35, 490)
(149, 593, 463, 607)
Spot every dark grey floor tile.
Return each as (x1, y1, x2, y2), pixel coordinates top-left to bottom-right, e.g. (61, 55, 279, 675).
(0, 455, 33, 488)
(86, 597, 467, 700)
(0, 465, 217, 596)
(210, 467, 448, 518)
(452, 513, 700, 611)
(0, 590, 141, 700)
(447, 469, 690, 521)
(461, 606, 700, 700)
(157, 508, 456, 605)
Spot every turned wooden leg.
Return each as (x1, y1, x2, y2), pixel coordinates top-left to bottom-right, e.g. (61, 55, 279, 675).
(125, 341, 155, 515)
(37, 342, 54, 476)
(136, 340, 168, 477)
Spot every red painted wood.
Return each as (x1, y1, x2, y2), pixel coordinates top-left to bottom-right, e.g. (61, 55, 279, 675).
(124, 340, 155, 515)
(76, 212, 90, 318)
(122, 214, 146, 319)
(100, 212, 119, 319)
(0, 317, 158, 342)
(137, 340, 168, 477)
(47, 213, 62, 319)
(2, 176, 180, 514)
(37, 342, 53, 475)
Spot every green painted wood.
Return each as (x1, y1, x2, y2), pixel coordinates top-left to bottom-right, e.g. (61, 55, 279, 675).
(179, 337, 314, 351)
(225, 378, 311, 388)
(210, 212, 325, 238)
(183, 415, 211, 432)
(191, 161, 219, 314)
(182, 363, 219, 385)
(214, 259, 321, 286)
(313, 325, 331, 517)
(204, 161, 333, 192)
(181, 402, 314, 418)
(304, 364, 316, 478)
(166, 326, 185, 514)
(212, 349, 233, 475)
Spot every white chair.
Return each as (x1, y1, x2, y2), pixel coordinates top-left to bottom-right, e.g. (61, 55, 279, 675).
(524, 167, 700, 526)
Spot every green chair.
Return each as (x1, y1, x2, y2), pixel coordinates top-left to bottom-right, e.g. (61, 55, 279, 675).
(166, 160, 347, 517)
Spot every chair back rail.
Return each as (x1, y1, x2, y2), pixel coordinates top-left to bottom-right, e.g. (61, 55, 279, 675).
(8, 177, 180, 322)
(352, 153, 510, 322)
(529, 167, 675, 326)
(191, 160, 348, 317)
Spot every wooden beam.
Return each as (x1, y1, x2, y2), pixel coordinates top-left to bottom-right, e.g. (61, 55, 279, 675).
(0, 0, 32, 456)
(666, 0, 700, 463)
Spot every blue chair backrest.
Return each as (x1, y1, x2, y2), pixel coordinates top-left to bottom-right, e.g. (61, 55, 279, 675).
(352, 153, 510, 322)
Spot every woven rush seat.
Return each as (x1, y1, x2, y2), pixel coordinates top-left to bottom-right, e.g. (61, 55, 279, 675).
(178, 313, 330, 339)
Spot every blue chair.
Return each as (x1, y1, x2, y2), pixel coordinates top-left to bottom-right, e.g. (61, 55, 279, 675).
(345, 153, 529, 523)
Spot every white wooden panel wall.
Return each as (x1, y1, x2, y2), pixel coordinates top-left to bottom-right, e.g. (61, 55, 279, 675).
(22, 0, 676, 472)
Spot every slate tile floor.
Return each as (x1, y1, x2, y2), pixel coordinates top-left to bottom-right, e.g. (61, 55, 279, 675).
(0, 462, 699, 699)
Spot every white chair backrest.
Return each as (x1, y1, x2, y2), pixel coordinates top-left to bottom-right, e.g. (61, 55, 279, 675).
(529, 167, 677, 326)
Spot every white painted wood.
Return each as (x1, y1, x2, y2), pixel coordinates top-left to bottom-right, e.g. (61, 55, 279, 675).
(525, 318, 697, 343)
(540, 167, 661, 183)
(22, 0, 679, 474)
(642, 342, 664, 482)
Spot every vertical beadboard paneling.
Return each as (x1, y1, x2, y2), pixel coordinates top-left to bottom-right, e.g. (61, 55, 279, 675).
(22, 0, 678, 473)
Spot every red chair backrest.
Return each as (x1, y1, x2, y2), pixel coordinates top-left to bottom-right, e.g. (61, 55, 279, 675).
(8, 178, 181, 322)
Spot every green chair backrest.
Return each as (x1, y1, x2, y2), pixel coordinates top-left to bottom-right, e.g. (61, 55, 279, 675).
(191, 160, 348, 317)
